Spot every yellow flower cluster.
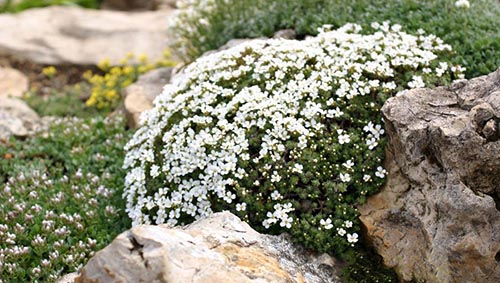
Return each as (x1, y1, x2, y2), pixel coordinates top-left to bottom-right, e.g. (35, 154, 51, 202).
(85, 50, 176, 109)
(42, 66, 57, 78)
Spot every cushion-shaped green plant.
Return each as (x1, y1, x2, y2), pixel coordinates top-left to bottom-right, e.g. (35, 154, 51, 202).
(123, 23, 462, 255)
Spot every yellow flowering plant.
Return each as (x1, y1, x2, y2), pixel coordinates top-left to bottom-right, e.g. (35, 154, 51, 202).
(85, 50, 176, 110)
(41, 66, 57, 79)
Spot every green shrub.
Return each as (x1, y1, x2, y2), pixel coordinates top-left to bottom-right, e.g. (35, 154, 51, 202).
(170, 0, 500, 78)
(123, 23, 462, 281)
(0, 116, 130, 282)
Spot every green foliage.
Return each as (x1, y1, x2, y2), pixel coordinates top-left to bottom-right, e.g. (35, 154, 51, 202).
(0, 0, 102, 13)
(341, 247, 398, 283)
(0, 116, 131, 282)
(171, 0, 500, 78)
(23, 84, 106, 118)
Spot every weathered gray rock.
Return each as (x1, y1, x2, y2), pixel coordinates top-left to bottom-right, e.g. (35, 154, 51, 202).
(359, 68, 500, 283)
(0, 97, 40, 140)
(0, 67, 28, 98)
(76, 212, 341, 283)
(273, 29, 297, 40)
(122, 67, 173, 128)
(0, 6, 173, 65)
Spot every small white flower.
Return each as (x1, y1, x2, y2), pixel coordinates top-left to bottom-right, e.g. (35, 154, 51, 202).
(280, 217, 293, 229)
(236, 203, 247, 211)
(320, 218, 333, 230)
(375, 166, 387, 178)
(343, 160, 355, 169)
(347, 233, 359, 243)
(366, 137, 378, 150)
(363, 174, 372, 182)
(262, 219, 271, 229)
(339, 173, 351, 183)
(344, 220, 353, 228)
(292, 163, 303, 174)
(271, 171, 281, 183)
(337, 228, 346, 236)
(338, 134, 351, 145)
(270, 190, 282, 200)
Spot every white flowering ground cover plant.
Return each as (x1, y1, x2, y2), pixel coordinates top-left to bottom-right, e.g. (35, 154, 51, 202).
(124, 22, 463, 255)
(0, 117, 130, 283)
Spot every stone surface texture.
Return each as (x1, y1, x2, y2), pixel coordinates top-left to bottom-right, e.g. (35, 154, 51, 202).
(359, 68, 500, 283)
(122, 67, 173, 128)
(56, 272, 79, 283)
(0, 67, 28, 98)
(0, 6, 172, 65)
(76, 212, 340, 283)
(0, 97, 41, 140)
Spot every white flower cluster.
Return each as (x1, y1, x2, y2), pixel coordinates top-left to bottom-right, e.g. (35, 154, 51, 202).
(0, 169, 115, 281)
(455, 0, 470, 8)
(123, 22, 462, 230)
(262, 203, 295, 229)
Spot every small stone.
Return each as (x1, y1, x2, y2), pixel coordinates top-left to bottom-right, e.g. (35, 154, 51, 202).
(122, 67, 173, 128)
(273, 29, 297, 40)
(0, 97, 40, 140)
(482, 119, 498, 140)
(0, 67, 28, 98)
(470, 102, 495, 129)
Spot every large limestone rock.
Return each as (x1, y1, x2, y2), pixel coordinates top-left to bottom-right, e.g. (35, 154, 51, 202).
(0, 67, 28, 98)
(0, 97, 40, 140)
(359, 68, 500, 283)
(76, 212, 340, 283)
(0, 6, 172, 65)
(122, 67, 173, 128)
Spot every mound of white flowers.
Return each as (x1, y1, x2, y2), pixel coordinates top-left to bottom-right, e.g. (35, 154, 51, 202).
(123, 22, 463, 254)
